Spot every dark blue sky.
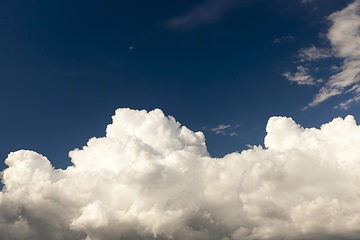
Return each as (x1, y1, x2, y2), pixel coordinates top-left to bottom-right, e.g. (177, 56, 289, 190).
(0, 0, 357, 170)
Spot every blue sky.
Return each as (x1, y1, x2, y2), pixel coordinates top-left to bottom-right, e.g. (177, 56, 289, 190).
(3, 1, 360, 239)
(0, 0, 357, 171)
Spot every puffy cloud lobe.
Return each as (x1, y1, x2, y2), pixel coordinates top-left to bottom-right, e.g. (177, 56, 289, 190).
(1, 108, 360, 240)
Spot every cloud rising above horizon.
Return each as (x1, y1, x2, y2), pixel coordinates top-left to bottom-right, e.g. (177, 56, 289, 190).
(283, 0, 360, 109)
(2, 108, 360, 240)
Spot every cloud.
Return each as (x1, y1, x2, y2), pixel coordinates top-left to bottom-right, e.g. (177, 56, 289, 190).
(210, 124, 240, 136)
(211, 124, 231, 134)
(2, 108, 360, 239)
(285, 0, 360, 109)
(297, 45, 332, 61)
(165, 0, 240, 30)
(283, 65, 317, 85)
(301, 0, 313, 3)
(273, 36, 295, 43)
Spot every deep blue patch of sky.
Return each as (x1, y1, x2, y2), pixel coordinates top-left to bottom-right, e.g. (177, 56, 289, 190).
(0, 0, 357, 172)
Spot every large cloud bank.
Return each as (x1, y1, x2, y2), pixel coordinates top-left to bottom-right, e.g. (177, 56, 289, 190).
(1, 108, 360, 240)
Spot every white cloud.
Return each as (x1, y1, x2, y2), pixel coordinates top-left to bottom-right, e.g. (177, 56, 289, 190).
(2, 108, 360, 239)
(165, 0, 240, 30)
(297, 45, 332, 61)
(286, 0, 360, 108)
(283, 65, 317, 85)
(211, 124, 231, 134)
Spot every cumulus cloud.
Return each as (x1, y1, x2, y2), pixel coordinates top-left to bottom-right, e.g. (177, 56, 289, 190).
(2, 108, 360, 240)
(285, 0, 360, 109)
(165, 0, 240, 30)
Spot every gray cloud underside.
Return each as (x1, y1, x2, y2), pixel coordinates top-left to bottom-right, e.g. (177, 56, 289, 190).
(2, 108, 360, 240)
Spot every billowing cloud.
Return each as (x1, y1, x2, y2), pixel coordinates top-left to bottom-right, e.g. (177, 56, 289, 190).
(284, 0, 360, 109)
(2, 108, 360, 240)
(165, 0, 240, 30)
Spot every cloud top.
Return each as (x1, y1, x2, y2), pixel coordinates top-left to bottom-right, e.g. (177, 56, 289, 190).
(2, 108, 360, 240)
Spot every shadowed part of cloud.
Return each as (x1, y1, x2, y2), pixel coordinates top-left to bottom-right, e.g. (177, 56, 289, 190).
(2, 108, 360, 240)
(165, 0, 241, 30)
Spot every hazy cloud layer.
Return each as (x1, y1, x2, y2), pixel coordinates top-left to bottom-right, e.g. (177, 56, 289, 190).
(284, 0, 360, 109)
(2, 108, 360, 240)
(165, 0, 241, 30)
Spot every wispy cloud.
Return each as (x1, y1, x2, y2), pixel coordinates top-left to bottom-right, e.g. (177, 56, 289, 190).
(284, 0, 360, 109)
(165, 0, 241, 31)
(297, 45, 332, 61)
(273, 36, 295, 43)
(211, 124, 231, 134)
(283, 66, 319, 85)
(203, 124, 240, 136)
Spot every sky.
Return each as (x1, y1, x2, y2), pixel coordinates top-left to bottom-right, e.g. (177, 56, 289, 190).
(2, 0, 360, 239)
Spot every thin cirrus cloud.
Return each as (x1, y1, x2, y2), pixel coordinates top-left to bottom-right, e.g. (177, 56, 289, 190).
(273, 36, 295, 43)
(210, 124, 240, 136)
(2, 108, 360, 240)
(164, 0, 241, 30)
(284, 0, 360, 109)
(166, 0, 311, 31)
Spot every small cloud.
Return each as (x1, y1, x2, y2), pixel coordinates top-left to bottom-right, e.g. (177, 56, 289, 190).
(297, 45, 332, 61)
(302, 0, 313, 3)
(165, 0, 241, 31)
(273, 38, 280, 43)
(208, 124, 240, 136)
(211, 124, 231, 135)
(211, 124, 231, 132)
(283, 66, 317, 85)
(273, 36, 295, 44)
(129, 46, 135, 50)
